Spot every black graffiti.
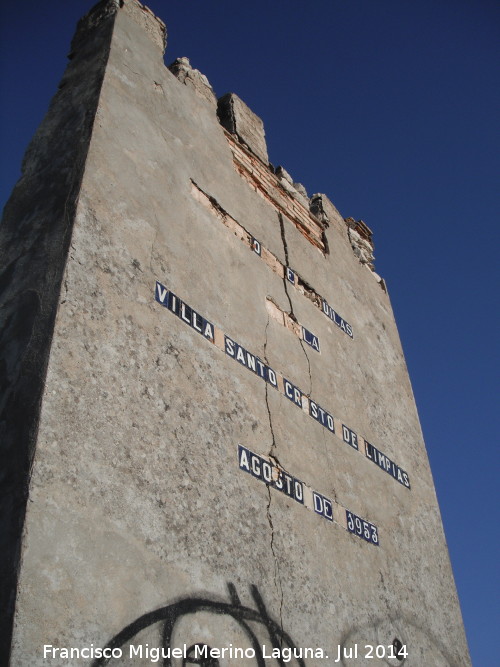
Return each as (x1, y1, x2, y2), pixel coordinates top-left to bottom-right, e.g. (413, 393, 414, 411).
(183, 643, 220, 666)
(92, 583, 306, 667)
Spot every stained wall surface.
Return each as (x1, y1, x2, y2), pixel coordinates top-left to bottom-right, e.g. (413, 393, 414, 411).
(3, 1, 470, 665)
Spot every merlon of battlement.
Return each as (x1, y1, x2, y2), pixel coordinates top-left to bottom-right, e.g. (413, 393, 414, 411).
(345, 217, 375, 270)
(73, 0, 166, 55)
(168, 57, 217, 106)
(217, 93, 269, 165)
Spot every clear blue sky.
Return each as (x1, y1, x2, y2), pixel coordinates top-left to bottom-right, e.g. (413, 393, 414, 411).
(1, 1, 498, 664)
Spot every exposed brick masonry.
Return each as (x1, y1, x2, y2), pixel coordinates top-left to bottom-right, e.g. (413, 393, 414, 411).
(224, 131, 328, 254)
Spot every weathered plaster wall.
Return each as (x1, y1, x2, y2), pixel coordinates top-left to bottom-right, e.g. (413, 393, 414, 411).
(0, 2, 120, 660)
(2, 1, 469, 665)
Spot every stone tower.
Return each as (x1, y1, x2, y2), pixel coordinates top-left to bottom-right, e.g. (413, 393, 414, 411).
(0, 1, 470, 665)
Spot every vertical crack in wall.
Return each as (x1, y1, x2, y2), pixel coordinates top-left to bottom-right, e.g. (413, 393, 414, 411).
(277, 213, 294, 316)
(300, 335, 313, 397)
(278, 213, 313, 396)
(263, 315, 280, 465)
(266, 486, 285, 646)
(262, 314, 285, 644)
